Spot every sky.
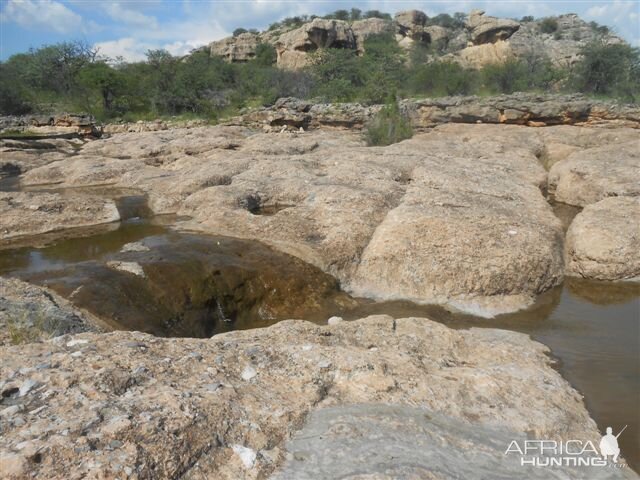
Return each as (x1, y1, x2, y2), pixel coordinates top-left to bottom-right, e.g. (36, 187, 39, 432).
(0, 0, 639, 62)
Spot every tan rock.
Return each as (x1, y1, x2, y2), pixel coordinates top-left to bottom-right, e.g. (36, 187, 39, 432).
(0, 191, 120, 243)
(0, 315, 609, 478)
(466, 9, 520, 44)
(565, 197, 640, 280)
(209, 32, 260, 62)
(453, 39, 514, 68)
(351, 17, 391, 53)
(548, 140, 640, 206)
(275, 18, 356, 69)
(394, 10, 429, 46)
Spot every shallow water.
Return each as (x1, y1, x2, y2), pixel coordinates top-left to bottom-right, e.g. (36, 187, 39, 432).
(0, 194, 638, 472)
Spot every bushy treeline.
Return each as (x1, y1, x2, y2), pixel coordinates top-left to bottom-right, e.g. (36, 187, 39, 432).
(1, 33, 638, 121)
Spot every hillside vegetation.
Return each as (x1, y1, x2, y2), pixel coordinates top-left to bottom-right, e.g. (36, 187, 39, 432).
(1, 11, 638, 122)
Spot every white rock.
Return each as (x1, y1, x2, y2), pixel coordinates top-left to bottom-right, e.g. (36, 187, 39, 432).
(327, 316, 343, 325)
(232, 444, 257, 469)
(19, 379, 40, 397)
(66, 339, 89, 347)
(241, 366, 257, 381)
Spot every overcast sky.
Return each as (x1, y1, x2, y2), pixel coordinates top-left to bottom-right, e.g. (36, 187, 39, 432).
(1, 0, 638, 61)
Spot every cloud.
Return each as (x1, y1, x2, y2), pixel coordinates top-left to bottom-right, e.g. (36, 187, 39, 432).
(1, 0, 83, 34)
(102, 2, 158, 28)
(94, 37, 152, 62)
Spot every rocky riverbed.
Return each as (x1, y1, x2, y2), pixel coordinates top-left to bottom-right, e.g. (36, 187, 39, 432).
(0, 96, 639, 478)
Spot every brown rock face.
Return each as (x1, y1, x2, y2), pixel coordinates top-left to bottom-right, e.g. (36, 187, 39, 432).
(565, 197, 640, 281)
(394, 10, 430, 46)
(275, 18, 356, 69)
(209, 33, 259, 62)
(0, 316, 605, 479)
(466, 9, 520, 45)
(351, 17, 391, 53)
(453, 39, 514, 69)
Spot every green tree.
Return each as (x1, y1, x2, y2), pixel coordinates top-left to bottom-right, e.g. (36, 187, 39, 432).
(365, 98, 413, 146)
(539, 17, 559, 34)
(482, 60, 528, 93)
(572, 41, 640, 100)
(254, 43, 277, 66)
(78, 62, 125, 113)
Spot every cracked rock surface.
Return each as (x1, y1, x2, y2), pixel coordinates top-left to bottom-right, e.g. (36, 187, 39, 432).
(0, 315, 618, 479)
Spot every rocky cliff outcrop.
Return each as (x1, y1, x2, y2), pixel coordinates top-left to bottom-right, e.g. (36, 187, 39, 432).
(0, 114, 100, 138)
(509, 14, 625, 66)
(0, 315, 624, 479)
(233, 94, 640, 131)
(466, 9, 520, 44)
(206, 9, 624, 70)
(275, 18, 356, 69)
(209, 32, 260, 62)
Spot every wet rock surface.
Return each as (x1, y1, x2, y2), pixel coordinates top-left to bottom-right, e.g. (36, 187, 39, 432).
(0, 315, 620, 479)
(10, 233, 355, 337)
(565, 197, 640, 281)
(0, 191, 120, 244)
(6, 116, 637, 314)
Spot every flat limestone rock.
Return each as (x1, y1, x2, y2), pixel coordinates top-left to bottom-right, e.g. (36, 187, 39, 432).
(11, 121, 637, 315)
(565, 197, 640, 281)
(273, 404, 634, 479)
(548, 140, 640, 207)
(0, 316, 612, 479)
(0, 191, 120, 243)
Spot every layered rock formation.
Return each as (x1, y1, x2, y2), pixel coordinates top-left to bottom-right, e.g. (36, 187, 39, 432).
(274, 18, 357, 69)
(466, 9, 520, 44)
(206, 9, 623, 69)
(235, 94, 640, 131)
(0, 315, 624, 479)
(0, 114, 99, 137)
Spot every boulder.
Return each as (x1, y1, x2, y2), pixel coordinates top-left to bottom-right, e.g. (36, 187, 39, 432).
(394, 9, 430, 48)
(351, 17, 391, 53)
(275, 18, 356, 69)
(209, 32, 259, 62)
(0, 315, 612, 478)
(453, 39, 514, 69)
(565, 197, 640, 281)
(548, 140, 640, 207)
(466, 9, 520, 45)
